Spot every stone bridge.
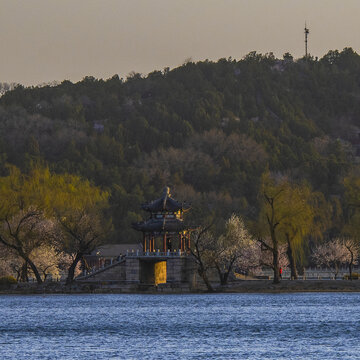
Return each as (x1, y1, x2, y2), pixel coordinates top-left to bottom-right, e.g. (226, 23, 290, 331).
(76, 251, 199, 290)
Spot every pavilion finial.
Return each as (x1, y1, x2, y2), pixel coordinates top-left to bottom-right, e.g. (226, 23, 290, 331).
(162, 186, 170, 210)
(163, 186, 170, 197)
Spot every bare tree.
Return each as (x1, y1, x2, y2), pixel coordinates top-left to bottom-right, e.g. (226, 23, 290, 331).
(189, 224, 215, 292)
(30, 245, 76, 281)
(341, 238, 359, 280)
(0, 243, 23, 279)
(56, 209, 107, 285)
(189, 216, 260, 290)
(0, 208, 56, 284)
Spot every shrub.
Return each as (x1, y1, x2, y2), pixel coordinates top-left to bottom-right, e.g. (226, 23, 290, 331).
(0, 276, 17, 289)
(343, 273, 359, 280)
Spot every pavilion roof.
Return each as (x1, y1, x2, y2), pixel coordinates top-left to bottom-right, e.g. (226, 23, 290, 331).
(141, 186, 189, 213)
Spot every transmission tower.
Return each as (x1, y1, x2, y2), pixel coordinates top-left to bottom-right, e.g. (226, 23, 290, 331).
(304, 22, 310, 57)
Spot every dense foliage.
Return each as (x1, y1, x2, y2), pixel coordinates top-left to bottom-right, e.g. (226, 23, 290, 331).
(0, 167, 109, 283)
(0, 48, 359, 245)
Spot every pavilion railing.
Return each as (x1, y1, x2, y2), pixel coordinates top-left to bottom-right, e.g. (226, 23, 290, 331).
(260, 266, 354, 280)
(126, 249, 188, 257)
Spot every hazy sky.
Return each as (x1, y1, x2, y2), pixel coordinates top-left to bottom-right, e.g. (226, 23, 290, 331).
(1, 0, 360, 86)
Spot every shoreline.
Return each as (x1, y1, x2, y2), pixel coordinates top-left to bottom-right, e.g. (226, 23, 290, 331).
(2, 280, 360, 295)
(220, 279, 360, 293)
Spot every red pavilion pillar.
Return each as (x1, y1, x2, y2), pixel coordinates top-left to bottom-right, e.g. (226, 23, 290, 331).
(163, 233, 167, 253)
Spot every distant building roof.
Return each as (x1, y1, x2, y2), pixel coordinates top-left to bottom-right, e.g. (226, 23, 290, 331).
(93, 123, 104, 132)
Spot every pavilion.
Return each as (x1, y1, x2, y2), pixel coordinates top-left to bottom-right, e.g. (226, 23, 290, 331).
(132, 186, 193, 253)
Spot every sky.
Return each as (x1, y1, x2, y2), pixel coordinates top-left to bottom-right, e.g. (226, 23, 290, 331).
(1, 0, 360, 86)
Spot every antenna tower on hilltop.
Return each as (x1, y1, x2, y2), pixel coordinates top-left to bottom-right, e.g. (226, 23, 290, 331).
(304, 22, 310, 57)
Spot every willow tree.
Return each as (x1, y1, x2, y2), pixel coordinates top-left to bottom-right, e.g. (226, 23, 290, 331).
(342, 175, 360, 276)
(50, 174, 110, 284)
(344, 175, 360, 238)
(0, 166, 110, 285)
(258, 172, 318, 282)
(0, 166, 56, 284)
(281, 188, 330, 279)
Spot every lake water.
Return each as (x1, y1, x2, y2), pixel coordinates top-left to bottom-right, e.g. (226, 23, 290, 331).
(0, 293, 359, 359)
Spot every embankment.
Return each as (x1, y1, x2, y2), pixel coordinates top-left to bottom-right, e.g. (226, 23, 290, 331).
(2, 279, 360, 294)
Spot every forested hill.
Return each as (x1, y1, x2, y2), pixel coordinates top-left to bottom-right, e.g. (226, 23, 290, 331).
(0, 48, 360, 242)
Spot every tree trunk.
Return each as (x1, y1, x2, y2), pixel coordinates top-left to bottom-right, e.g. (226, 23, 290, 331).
(20, 261, 28, 282)
(334, 263, 339, 280)
(286, 235, 298, 280)
(215, 263, 230, 286)
(218, 271, 227, 286)
(0, 237, 42, 284)
(221, 271, 230, 286)
(15, 269, 21, 282)
(66, 253, 83, 285)
(349, 262, 353, 280)
(26, 256, 43, 284)
(348, 249, 354, 281)
(271, 229, 280, 284)
(198, 267, 214, 292)
(215, 265, 224, 285)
